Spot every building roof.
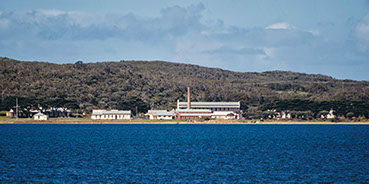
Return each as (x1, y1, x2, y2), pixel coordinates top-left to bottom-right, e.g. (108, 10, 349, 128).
(153, 111, 176, 116)
(178, 102, 240, 108)
(146, 110, 176, 116)
(92, 110, 131, 115)
(34, 112, 47, 116)
(176, 109, 212, 113)
(147, 110, 169, 113)
(180, 114, 212, 117)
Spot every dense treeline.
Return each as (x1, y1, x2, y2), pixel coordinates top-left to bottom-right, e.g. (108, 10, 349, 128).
(1, 57, 369, 117)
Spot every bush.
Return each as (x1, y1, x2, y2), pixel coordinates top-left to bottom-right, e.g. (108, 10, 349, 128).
(346, 112, 355, 119)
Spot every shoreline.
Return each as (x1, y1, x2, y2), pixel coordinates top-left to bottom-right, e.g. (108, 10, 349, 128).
(1, 120, 369, 125)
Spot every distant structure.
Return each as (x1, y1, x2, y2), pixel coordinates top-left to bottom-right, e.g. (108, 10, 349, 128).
(91, 110, 131, 120)
(6, 109, 15, 118)
(46, 107, 72, 117)
(211, 111, 239, 119)
(33, 112, 49, 120)
(145, 110, 176, 120)
(7, 106, 72, 119)
(187, 87, 191, 109)
(177, 101, 241, 112)
(6, 109, 28, 118)
(319, 109, 336, 119)
(327, 109, 335, 119)
(175, 87, 241, 120)
(175, 109, 213, 120)
(281, 112, 291, 119)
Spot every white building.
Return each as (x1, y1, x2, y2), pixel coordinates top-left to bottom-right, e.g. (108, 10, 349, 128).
(327, 109, 335, 119)
(281, 112, 291, 119)
(211, 111, 239, 119)
(175, 109, 213, 120)
(46, 107, 72, 117)
(146, 110, 176, 120)
(33, 112, 49, 120)
(91, 110, 131, 120)
(176, 87, 242, 119)
(177, 101, 241, 112)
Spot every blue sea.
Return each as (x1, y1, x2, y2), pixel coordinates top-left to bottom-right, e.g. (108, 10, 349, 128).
(0, 124, 368, 183)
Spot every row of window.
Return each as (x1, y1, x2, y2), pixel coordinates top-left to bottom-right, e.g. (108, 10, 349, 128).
(178, 112, 210, 114)
(156, 115, 173, 118)
(94, 115, 130, 118)
(180, 107, 239, 111)
(180, 116, 199, 120)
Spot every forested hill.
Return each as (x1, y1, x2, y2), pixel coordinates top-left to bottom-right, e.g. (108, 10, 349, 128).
(1, 57, 369, 117)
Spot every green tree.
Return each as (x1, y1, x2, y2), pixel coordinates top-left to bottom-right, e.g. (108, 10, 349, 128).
(346, 112, 354, 119)
(117, 96, 150, 115)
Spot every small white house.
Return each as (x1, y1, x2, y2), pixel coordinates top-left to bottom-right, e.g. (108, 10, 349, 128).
(281, 112, 291, 119)
(91, 110, 131, 120)
(145, 110, 176, 120)
(33, 112, 49, 120)
(327, 109, 335, 119)
(6, 109, 14, 117)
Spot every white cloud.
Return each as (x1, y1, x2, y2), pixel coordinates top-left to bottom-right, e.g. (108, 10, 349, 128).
(266, 22, 295, 30)
(0, 18, 10, 29)
(0, 4, 368, 80)
(204, 46, 266, 56)
(37, 9, 66, 17)
(266, 22, 320, 36)
(260, 47, 275, 60)
(0, 4, 206, 41)
(356, 12, 369, 51)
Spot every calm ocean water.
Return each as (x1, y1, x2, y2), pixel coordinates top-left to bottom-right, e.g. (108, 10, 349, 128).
(0, 124, 368, 183)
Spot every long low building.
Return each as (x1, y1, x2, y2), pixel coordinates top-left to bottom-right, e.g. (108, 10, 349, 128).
(91, 110, 131, 120)
(33, 112, 49, 120)
(177, 101, 241, 112)
(211, 111, 239, 119)
(145, 110, 176, 120)
(175, 87, 242, 119)
(175, 109, 212, 120)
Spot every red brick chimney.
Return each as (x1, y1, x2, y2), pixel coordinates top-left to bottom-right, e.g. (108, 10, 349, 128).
(187, 87, 191, 109)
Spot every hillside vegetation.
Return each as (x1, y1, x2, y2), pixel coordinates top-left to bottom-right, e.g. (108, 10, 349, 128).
(1, 57, 369, 117)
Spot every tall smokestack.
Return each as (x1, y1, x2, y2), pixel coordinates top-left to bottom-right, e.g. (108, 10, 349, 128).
(187, 87, 191, 109)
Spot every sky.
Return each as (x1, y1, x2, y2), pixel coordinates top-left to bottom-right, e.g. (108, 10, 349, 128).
(0, 0, 368, 80)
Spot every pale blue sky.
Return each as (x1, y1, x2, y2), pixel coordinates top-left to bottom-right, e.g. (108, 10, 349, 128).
(1, 0, 369, 80)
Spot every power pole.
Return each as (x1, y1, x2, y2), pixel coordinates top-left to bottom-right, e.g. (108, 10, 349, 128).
(16, 98, 19, 120)
(136, 107, 138, 118)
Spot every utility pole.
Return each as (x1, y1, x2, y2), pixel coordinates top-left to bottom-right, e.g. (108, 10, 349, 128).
(16, 98, 19, 120)
(136, 107, 138, 118)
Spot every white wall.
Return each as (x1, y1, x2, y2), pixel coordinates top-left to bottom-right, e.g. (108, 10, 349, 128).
(91, 114, 131, 120)
(34, 115, 48, 120)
